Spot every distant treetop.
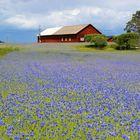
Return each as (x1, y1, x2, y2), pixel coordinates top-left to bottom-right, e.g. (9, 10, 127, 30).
(124, 10, 140, 34)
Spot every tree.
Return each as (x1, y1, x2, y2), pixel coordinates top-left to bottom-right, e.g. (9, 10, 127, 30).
(84, 34, 107, 48)
(124, 10, 140, 34)
(84, 34, 94, 42)
(113, 32, 140, 50)
(91, 34, 107, 47)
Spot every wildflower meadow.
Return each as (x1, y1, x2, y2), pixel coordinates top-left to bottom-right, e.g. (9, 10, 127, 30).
(0, 44, 140, 140)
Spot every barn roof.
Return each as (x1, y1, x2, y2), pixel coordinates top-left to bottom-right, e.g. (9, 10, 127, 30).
(40, 26, 63, 36)
(54, 24, 88, 35)
(39, 24, 90, 36)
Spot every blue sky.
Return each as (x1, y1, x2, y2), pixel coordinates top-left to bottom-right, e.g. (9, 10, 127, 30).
(0, 0, 139, 43)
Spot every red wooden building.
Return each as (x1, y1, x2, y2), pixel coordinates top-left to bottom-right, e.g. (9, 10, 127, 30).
(37, 24, 102, 43)
(107, 36, 113, 42)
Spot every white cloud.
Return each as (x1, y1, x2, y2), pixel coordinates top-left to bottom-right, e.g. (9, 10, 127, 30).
(0, 0, 139, 35)
(71, 9, 80, 16)
(44, 9, 81, 27)
(5, 15, 39, 29)
(4, 9, 81, 29)
(42, 7, 132, 30)
(3, 6, 132, 35)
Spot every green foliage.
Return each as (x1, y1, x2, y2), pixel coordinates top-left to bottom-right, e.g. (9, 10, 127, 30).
(106, 43, 119, 50)
(113, 32, 140, 50)
(84, 34, 107, 48)
(124, 10, 140, 34)
(84, 34, 94, 42)
(92, 34, 107, 47)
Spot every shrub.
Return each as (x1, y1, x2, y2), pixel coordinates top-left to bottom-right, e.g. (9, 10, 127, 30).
(107, 43, 119, 49)
(84, 34, 107, 48)
(91, 34, 107, 47)
(84, 34, 94, 42)
(113, 32, 140, 50)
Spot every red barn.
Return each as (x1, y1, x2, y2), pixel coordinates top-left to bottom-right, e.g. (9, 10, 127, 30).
(37, 24, 102, 43)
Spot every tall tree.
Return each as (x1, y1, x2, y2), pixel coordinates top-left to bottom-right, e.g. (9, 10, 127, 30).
(124, 10, 140, 34)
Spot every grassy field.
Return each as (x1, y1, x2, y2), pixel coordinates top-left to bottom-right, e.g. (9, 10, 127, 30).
(0, 44, 21, 56)
(0, 43, 140, 140)
(0, 43, 140, 55)
(74, 43, 140, 53)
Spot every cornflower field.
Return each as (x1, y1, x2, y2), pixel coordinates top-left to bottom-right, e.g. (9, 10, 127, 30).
(0, 44, 140, 140)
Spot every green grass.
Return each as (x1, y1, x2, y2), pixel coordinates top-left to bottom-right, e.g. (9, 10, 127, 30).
(74, 44, 140, 53)
(74, 45, 117, 52)
(0, 43, 140, 56)
(0, 44, 21, 56)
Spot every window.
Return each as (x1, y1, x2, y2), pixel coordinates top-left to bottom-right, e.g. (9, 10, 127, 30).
(61, 38, 64, 41)
(65, 38, 67, 41)
(69, 38, 72, 41)
(80, 37, 84, 42)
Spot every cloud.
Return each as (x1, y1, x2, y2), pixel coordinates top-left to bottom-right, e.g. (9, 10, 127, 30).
(0, 0, 140, 35)
(5, 15, 39, 29)
(4, 6, 132, 31)
(44, 9, 81, 27)
(4, 9, 81, 29)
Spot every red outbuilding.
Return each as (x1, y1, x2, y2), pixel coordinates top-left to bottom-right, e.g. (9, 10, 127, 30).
(37, 24, 102, 43)
(107, 36, 113, 42)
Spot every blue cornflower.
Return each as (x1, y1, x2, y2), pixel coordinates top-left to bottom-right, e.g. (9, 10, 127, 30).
(62, 130, 68, 136)
(14, 136, 21, 140)
(86, 115, 94, 119)
(122, 134, 130, 140)
(6, 125, 14, 136)
(30, 131, 35, 137)
(21, 133, 25, 137)
(40, 120, 46, 128)
(0, 118, 5, 126)
(108, 131, 118, 136)
(96, 128, 100, 132)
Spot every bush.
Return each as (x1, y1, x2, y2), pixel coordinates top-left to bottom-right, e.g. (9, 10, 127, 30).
(92, 35, 107, 47)
(84, 34, 94, 42)
(113, 32, 140, 50)
(85, 34, 107, 48)
(107, 43, 119, 49)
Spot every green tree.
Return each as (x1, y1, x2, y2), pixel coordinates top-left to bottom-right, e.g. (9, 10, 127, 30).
(113, 32, 140, 50)
(124, 10, 140, 34)
(84, 34, 107, 48)
(84, 34, 93, 42)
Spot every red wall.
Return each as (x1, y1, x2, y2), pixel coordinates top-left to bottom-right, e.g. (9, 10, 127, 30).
(77, 24, 101, 42)
(39, 35, 77, 43)
(38, 25, 101, 43)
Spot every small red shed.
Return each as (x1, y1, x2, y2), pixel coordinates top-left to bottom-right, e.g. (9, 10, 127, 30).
(107, 36, 113, 42)
(37, 24, 102, 43)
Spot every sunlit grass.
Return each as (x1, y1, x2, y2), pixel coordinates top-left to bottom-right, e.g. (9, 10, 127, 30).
(73, 43, 140, 53)
(0, 44, 21, 56)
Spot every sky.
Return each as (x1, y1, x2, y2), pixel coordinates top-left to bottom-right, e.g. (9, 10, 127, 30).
(0, 0, 140, 43)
